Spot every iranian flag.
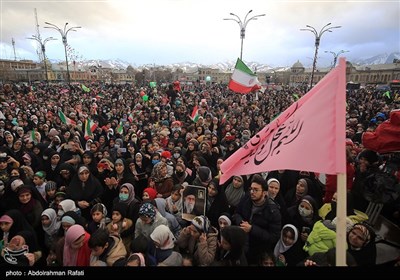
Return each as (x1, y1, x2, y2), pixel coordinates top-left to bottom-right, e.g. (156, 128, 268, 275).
(228, 58, 261, 94)
(84, 118, 97, 140)
(116, 121, 124, 135)
(128, 113, 134, 123)
(58, 111, 76, 126)
(28, 130, 37, 144)
(95, 93, 104, 99)
(190, 105, 199, 123)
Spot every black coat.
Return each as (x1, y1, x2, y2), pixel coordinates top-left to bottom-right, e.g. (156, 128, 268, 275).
(233, 195, 281, 263)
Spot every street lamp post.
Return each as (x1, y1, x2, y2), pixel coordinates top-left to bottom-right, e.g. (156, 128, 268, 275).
(224, 10, 265, 60)
(300, 23, 341, 88)
(325, 50, 349, 69)
(27, 35, 56, 84)
(44, 22, 81, 85)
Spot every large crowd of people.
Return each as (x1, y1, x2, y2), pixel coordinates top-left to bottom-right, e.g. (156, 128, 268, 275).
(0, 80, 399, 267)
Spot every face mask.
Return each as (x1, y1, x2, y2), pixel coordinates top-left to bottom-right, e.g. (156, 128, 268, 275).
(119, 193, 129, 201)
(132, 137, 137, 141)
(43, 156, 48, 160)
(173, 153, 180, 159)
(298, 206, 312, 217)
(152, 159, 160, 165)
(58, 209, 64, 217)
(176, 171, 184, 177)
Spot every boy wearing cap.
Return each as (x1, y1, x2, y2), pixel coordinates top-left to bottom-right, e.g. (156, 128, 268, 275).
(176, 215, 218, 266)
(33, 171, 47, 201)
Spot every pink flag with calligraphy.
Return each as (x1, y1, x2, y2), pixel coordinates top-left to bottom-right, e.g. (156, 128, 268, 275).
(220, 58, 347, 184)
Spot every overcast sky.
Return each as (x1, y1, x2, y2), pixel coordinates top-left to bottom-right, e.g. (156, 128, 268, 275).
(1, 0, 399, 67)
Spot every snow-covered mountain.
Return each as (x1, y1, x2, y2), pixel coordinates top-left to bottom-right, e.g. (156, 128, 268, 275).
(352, 52, 400, 66)
(49, 52, 400, 72)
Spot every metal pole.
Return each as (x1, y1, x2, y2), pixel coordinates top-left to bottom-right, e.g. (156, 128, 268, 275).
(27, 35, 56, 84)
(63, 37, 70, 84)
(44, 22, 81, 86)
(310, 36, 320, 89)
(240, 31, 244, 60)
(301, 23, 341, 88)
(224, 10, 265, 61)
(41, 45, 48, 83)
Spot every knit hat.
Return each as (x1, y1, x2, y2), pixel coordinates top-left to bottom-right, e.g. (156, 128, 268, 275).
(0, 214, 13, 223)
(191, 215, 210, 233)
(45, 181, 57, 191)
(139, 202, 156, 220)
(143, 187, 157, 200)
(112, 202, 128, 218)
(10, 179, 24, 192)
(161, 150, 172, 159)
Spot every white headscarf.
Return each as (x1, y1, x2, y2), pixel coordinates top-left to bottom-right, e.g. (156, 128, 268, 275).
(273, 224, 299, 258)
(150, 224, 176, 250)
(41, 208, 61, 235)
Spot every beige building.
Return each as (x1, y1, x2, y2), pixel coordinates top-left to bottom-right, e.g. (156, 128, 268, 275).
(1, 58, 399, 89)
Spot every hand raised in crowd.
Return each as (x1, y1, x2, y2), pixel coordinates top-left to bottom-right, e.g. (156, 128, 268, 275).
(199, 233, 207, 243)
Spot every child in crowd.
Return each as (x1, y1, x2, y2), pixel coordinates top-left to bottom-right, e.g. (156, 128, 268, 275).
(106, 202, 133, 252)
(45, 181, 58, 207)
(142, 187, 157, 201)
(88, 228, 127, 266)
(33, 171, 47, 201)
(87, 203, 110, 234)
(165, 184, 183, 217)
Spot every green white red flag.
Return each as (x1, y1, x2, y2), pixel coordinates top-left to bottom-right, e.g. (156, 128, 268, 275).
(58, 111, 76, 126)
(190, 105, 199, 123)
(228, 58, 261, 94)
(84, 118, 97, 140)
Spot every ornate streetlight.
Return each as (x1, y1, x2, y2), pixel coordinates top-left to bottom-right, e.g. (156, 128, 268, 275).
(27, 35, 56, 84)
(325, 50, 349, 69)
(224, 10, 265, 60)
(44, 22, 81, 85)
(300, 23, 341, 88)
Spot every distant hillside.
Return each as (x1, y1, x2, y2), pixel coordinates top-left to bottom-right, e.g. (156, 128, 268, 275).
(48, 51, 400, 72)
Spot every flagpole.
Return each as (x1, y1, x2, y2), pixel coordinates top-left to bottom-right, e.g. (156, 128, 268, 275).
(336, 172, 347, 265)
